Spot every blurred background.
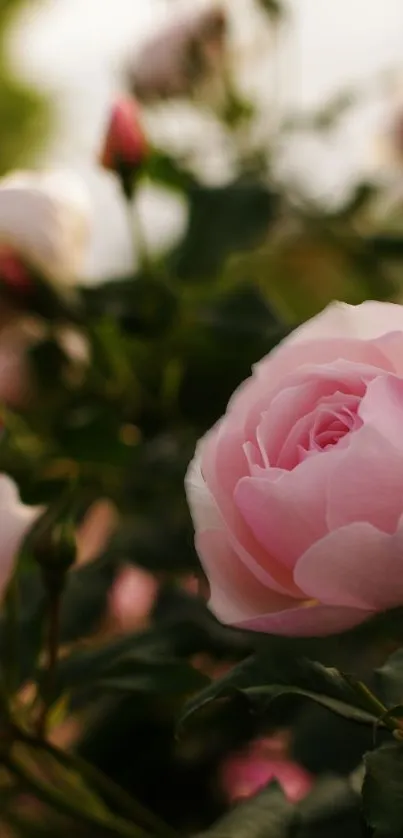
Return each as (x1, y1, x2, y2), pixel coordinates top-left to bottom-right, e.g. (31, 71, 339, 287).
(0, 1, 403, 835)
(8, 0, 403, 279)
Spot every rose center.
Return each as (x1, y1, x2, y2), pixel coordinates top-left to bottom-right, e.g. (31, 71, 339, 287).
(309, 402, 359, 453)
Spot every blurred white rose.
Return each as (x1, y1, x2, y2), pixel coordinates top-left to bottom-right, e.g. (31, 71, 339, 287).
(0, 475, 40, 602)
(0, 171, 91, 288)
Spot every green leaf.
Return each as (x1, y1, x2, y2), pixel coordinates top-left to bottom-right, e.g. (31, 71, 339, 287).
(145, 149, 196, 193)
(59, 550, 118, 643)
(41, 628, 210, 704)
(244, 684, 378, 725)
(179, 652, 378, 731)
(375, 649, 403, 708)
(196, 783, 295, 838)
(0, 546, 45, 686)
(256, 0, 284, 20)
(94, 657, 209, 696)
(57, 405, 134, 466)
(296, 776, 363, 838)
(170, 182, 278, 281)
(363, 743, 403, 837)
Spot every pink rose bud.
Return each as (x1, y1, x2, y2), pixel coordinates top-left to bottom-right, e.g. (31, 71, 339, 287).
(100, 97, 148, 195)
(221, 745, 313, 804)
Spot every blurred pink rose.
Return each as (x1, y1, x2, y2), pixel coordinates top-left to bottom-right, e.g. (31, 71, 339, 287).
(186, 301, 403, 637)
(221, 737, 312, 804)
(100, 97, 148, 178)
(128, 6, 227, 101)
(109, 565, 158, 632)
(0, 475, 40, 602)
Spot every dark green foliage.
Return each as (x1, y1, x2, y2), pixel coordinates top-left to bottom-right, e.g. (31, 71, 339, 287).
(363, 744, 403, 837)
(170, 181, 279, 281)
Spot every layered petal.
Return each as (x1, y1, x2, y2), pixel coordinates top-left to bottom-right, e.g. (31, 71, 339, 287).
(234, 450, 337, 571)
(236, 602, 371, 638)
(197, 528, 298, 625)
(327, 376, 403, 533)
(186, 451, 301, 597)
(200, 424, 298, 595)
(295, 519, 403, 611)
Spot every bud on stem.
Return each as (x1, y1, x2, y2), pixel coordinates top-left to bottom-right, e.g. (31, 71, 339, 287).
(100, 97, 148, 200)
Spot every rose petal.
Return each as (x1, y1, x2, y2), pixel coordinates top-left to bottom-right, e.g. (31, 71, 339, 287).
(197, 528, 297, 624)
(200, 423, 298, 595)
(295, 519, 403, 611)
(328, 376, 403, 533)
(229, 336, 392, 428)
(282, 301, 403, 345)
(185, 448, 223, 533)
(236, 602, 371, 637)
(235, 450, 342, 570)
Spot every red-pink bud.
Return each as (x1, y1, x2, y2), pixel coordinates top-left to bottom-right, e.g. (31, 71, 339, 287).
(100, 97, 148, 189)
(0, 244, 32, 295)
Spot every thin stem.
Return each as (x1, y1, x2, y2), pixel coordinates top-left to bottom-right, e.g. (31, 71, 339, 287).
(131, 198, 151, 275)
(35, 591, 61, 739)
(15, 728, 176, 838)
(350, 680, 397, 732)
(4, 752, 144, 838)
(3, 574, 19, 699)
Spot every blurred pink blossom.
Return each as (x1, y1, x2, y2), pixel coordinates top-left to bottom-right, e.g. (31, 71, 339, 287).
(129, 6, 227, 102)
(109, 565, 159, 632)
(220, 736, 313, 804)
(0, 244, 32, 295)
(76, 499, 119, 566)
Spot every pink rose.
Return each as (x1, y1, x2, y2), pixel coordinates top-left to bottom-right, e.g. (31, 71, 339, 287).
(186, 301, 403, 637)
